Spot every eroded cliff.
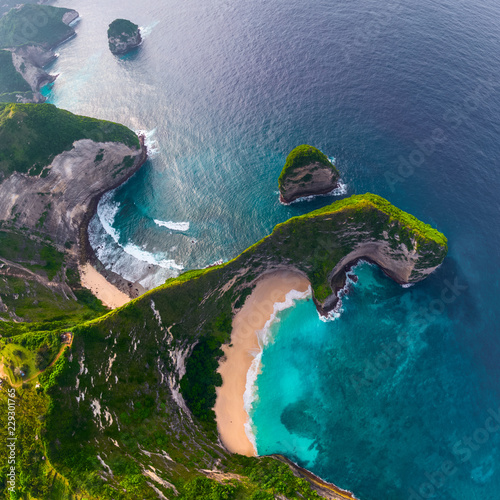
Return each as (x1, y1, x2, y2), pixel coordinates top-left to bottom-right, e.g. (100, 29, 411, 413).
(279, 145, 340, 203)
(108, 18, 142, 55)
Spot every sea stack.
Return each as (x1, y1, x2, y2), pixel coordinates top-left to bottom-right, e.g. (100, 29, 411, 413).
(108, 19, 142, 55)
(278, 144, 340, 204)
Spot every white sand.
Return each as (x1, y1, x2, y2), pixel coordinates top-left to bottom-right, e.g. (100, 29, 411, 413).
(79, 263, 130, 309)
(214, 270, 310, 456)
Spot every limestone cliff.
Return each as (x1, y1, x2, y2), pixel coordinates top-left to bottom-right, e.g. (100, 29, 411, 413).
(0, 138, 146, 247)
(0, 5, 79, 103)
(16, 193, 445, 499)
(108, 18, 142, 55)
(279, 144, 340, 203)
(0, 103, 147, 322)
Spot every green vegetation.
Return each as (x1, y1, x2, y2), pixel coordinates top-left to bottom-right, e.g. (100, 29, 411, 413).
(0, 228, 108, 324)
(108, 19, 140, 40)
(0, 49, 33, 103)
(108, 19, 141, 55)
(278, 144, 339, 190)
(0, 103, 140, 179)
(180, 313, 232, 430)
(0, 5, 75, 49)
(0, 194, 447, 499)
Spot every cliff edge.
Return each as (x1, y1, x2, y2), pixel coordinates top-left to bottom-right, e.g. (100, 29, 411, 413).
(0, 103, 147, 321)
(0, 4, 79, 103)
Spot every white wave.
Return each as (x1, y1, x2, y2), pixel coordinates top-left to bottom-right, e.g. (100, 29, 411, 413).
(154, 219, 190, 232)
(318, 260, 367, 322)
(96, 190, 121, 244)
(330, 179, 348, 196)
(328, 156, 336, 165)
(281, 179, 348, 205)
(95, 190, 184, 272)
(121, 241, 184, 270)
(243, 286, 312, 454)
(69, 16, 81, 27)
(139, 21, 160, 39)
(136, 128, 160, 157)
(401, 283, 414, 288)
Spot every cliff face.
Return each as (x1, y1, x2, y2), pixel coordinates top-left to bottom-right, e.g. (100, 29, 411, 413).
(279, 161, 339, 203)
(10, 47, 56, 101)
(0, 6, 79, 103)
(20, 193, 446, 499)
(108, 19, 142, 55)
(0, 138, 146, 248)
(279, 144, 340, 203)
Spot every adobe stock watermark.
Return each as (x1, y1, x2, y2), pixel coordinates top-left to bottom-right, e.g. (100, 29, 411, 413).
(386, 78, 499, 192)
(349, 274, 467, 394)
(6, 387, 17, 493)
(408, 407, 500, 499)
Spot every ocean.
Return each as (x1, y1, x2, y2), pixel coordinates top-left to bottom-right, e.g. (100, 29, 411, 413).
(46, 0, 500, 498)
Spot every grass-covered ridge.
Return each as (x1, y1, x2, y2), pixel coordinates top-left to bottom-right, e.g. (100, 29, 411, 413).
(0, 194, 447, 498)
(0, 4, 75, 49)
(278, 144, 339, 189)
(0, 194, 444, 499)
(0, 103, 140, 179)
(295, 193, 448, 248)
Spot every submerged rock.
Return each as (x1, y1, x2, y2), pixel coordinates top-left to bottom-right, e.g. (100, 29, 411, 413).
(108, 19, 142, 55)
(278, 144, 340, 204)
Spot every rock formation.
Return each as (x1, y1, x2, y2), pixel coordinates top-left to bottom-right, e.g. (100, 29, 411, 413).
(0, 5, 79, 103)
(108, 19, 142, 55)
(279, 144, 340, 203)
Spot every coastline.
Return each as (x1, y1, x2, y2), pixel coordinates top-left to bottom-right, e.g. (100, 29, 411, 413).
(79, 133, 148, 299)
(79, 263, 130, 309)
(214, 270, 310, 456)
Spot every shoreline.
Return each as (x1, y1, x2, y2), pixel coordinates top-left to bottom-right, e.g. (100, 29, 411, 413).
(79, 263, 130, 309)
(79, 133, 148, 300)
(214, 270, 311, 456)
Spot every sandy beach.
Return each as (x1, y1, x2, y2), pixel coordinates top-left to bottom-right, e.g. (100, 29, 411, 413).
(79, 263, 131, 309)
(214, 270, 310, 456)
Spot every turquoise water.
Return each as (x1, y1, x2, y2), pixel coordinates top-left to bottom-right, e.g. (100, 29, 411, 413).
(251, 263, 495, 499)
(44, 0, 500, 497)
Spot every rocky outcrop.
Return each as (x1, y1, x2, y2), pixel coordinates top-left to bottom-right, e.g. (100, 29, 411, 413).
(107, 19, 142, 55)
(279, 145, 340, 203)
(0, 137, 147, 250)
(1, 8, 79, 103)
(10, 47, 57, 102)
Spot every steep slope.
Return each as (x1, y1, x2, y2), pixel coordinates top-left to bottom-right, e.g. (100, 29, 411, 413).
(0, 5, 79, 103)
(0, 194, 446, 498)
(0, 103, 146, 323)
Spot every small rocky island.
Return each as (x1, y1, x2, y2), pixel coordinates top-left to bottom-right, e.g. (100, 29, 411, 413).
(108, 19, 142, 55)
(278, 144, 340, 204)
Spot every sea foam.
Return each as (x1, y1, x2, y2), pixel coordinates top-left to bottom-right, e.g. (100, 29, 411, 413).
(95, 190, 184, 272)
(136, 128, 160, 157)
(154, 219, 190, 232)
(243, 286, 312, 454)
(318, 259, 368, 322)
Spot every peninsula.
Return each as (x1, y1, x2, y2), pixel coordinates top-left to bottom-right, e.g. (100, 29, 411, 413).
(0, 4, 79, 103)
(279, 144, 340, 203)
(0, 159, 447, 499)
(0, 103, 147, 322)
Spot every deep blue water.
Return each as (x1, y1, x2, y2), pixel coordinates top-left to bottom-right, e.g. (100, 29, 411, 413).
(46, 0, 500, 498)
